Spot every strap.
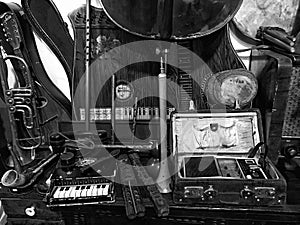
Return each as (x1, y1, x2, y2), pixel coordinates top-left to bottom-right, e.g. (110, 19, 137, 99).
(21, 0, 74, 89)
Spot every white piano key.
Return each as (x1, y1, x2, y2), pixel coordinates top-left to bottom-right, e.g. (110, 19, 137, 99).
(124, 107, 129, 120)
(115, 107, 120, 120)
(120, 107, 124, 120)
(137, 107, 141, 119)
(64, 186, 72, 198)
(81, 186, 88, 198)
(91, 185, 98, 197)
(97, 184, 103, 196)
(154, 108, 159, 119)
(102, 184, 109, 196)
(105, 108, 110, 120)
(96, 108, 101, 120)
(98, 108, 103, 120)
(74, 186, 81, 198)
(53, 186, 65, 199)
(90, 108, 95, 121)
(52, 187, 60, 199)
(58, 186, 66, 199)
(149, 108, 153, 118)
(145, 107, 150, 119)
(86, 185, 93, 197)
(68, 186, 77, 198)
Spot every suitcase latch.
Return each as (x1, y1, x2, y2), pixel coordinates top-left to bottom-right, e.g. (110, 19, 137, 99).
(204, 185, 217, 199)
(184, 186, 204, 198)
(254, 187, 276, 200)
(241, 186, 254, 199)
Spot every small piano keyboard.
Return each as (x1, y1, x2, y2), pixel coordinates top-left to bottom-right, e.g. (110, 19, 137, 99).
(46, 146, 117, 207)
(80, 107, 176, 121)
(47, 177, 115, 207)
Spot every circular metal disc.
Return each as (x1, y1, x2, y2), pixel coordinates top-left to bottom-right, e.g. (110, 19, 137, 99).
(205, 69, 258, 108)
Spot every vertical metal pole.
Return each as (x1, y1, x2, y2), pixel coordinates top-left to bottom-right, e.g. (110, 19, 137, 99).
(85, 0, 91, 132)
(157, 56, 171, 193)
(111, 74, 116, 143)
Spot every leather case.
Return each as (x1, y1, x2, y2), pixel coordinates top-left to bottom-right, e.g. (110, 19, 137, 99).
(171, 109, 287, 206)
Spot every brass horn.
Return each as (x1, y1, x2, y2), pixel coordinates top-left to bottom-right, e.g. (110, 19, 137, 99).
(0, 52, 43, 166)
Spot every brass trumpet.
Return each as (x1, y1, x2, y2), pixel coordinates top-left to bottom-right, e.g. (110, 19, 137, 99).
(0, 52, 43, 166)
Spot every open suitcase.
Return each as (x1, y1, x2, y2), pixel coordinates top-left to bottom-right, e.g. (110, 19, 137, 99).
(171, 109, 287, 206)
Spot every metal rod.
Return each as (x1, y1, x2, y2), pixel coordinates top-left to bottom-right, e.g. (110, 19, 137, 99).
(111, 74, 116, 143)
(264, 29, 295, 46)
(131, 97, 138, 144)
(157, 56, 171, 193)
(85, 0, 91, 131)
(263, 33, 295, 53)
(95, 143, 155, 150)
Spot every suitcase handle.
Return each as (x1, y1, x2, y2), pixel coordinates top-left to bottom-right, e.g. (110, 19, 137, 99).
(219, 200, 240, 205)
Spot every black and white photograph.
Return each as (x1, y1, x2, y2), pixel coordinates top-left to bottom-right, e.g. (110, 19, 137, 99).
(0, 0, 299, 224)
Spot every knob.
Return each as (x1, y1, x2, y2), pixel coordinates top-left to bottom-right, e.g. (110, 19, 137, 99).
(50, 133, 65, 154)
(60, 152, 75, 169)
(25, 206, 36, 217)
(284, 146, 298, 158)
(5, 90, 12, 97)
(7, 98, 14, 105)
(9, 106, 15, 112)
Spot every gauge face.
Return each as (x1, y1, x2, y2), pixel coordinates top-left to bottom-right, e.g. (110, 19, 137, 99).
(115, 81, 133, 101)
(233, 0, 299, 40)
(101, 0, 242, 39)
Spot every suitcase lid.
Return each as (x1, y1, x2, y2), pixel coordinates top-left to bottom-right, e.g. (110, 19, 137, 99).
(171, 109, 264, 158)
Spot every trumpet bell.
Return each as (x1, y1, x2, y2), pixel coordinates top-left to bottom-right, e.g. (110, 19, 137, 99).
(1, 169, 26, 187)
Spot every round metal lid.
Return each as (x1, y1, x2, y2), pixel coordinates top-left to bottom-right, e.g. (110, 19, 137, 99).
(204, 69, 258, 109)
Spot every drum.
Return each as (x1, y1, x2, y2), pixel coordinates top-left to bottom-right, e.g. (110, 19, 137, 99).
(101, 0, 242, 39)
